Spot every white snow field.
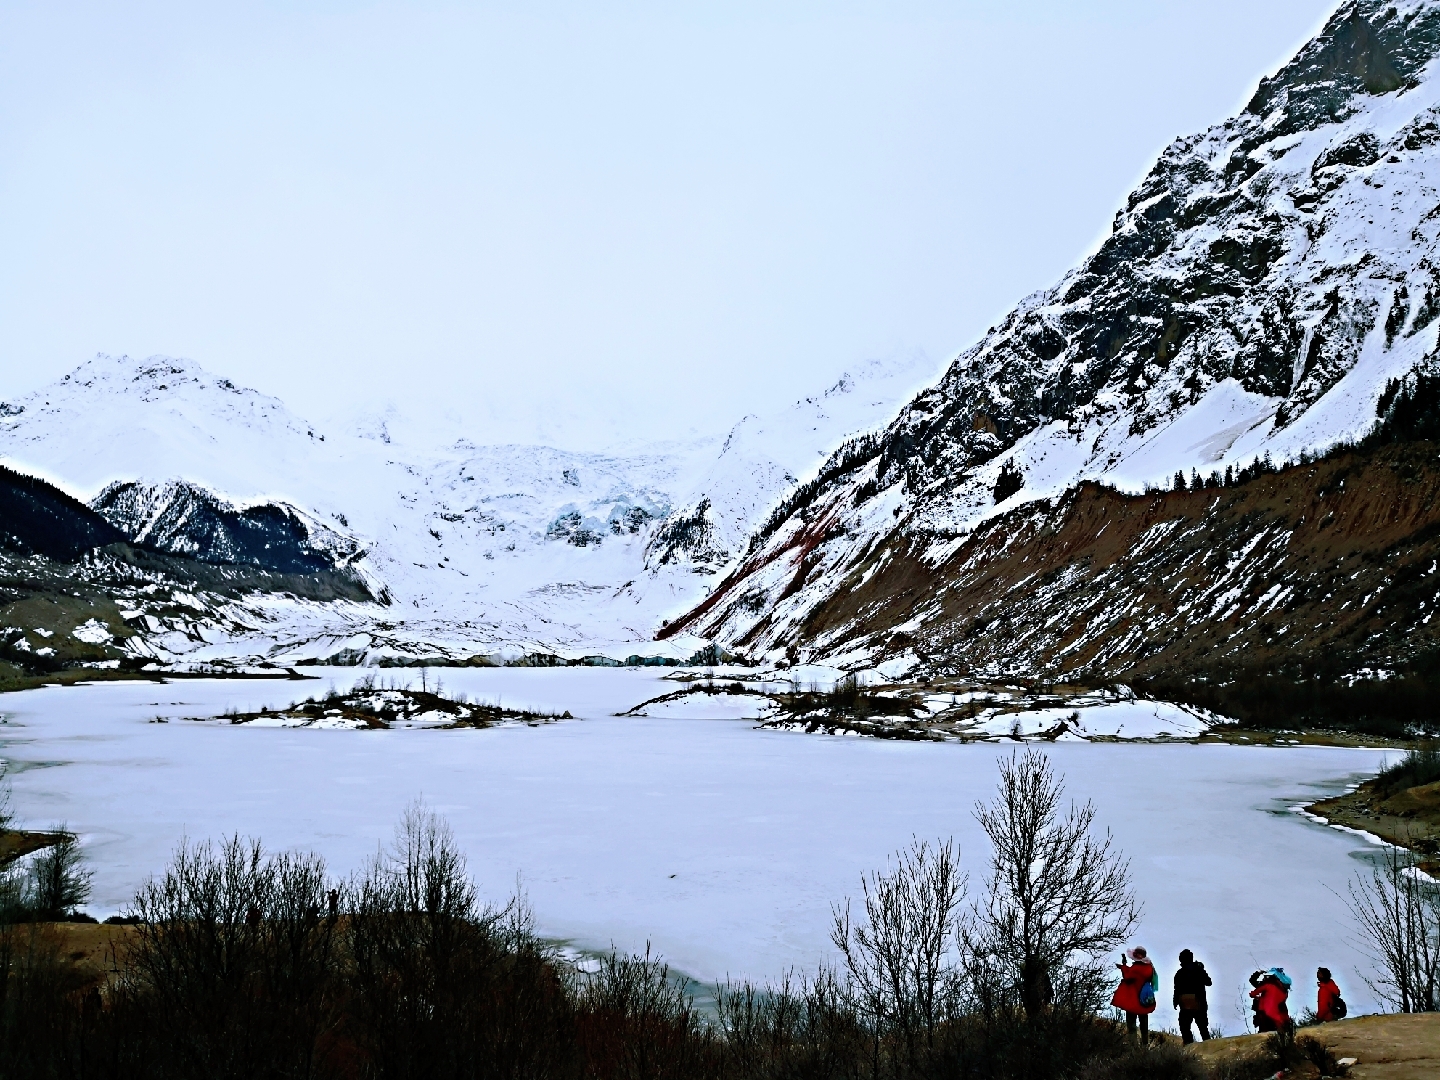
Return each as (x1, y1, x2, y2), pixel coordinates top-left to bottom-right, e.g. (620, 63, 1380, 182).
(0, 669, 1395, 1027)
(0, 351, 939, 666)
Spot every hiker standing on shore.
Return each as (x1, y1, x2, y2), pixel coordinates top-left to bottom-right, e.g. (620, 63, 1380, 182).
(1112, 946, 1158, 1044)
(1316, 968, 1347, 1022)
(1173, 949, 1212, 1043)
(1248, 969, 1292, 1033)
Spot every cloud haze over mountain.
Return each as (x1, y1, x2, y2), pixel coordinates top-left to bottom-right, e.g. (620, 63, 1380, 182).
(0, 1, 1331, 448)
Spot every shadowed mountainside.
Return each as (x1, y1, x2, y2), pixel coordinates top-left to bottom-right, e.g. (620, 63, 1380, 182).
(670, 433, 1440, 729)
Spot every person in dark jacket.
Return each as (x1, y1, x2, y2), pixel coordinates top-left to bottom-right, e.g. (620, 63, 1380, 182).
(1173, 949, 1212, 1043)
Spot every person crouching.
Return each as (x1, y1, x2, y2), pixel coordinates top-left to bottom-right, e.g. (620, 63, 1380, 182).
(1248, 968, 1292, 1033)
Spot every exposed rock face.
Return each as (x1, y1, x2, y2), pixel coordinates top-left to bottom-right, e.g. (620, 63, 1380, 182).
(670, 1, 1440, 681)
(645, 498, 729, 573)
(93, 479, 369, 583)
(880, 0, 1440, 497)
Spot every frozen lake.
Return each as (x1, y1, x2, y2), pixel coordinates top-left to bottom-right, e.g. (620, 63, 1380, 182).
(0, 667, 1396, 1029)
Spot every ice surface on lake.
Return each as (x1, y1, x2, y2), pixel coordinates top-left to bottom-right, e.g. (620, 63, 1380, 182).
(0, 668, 1394, 1028)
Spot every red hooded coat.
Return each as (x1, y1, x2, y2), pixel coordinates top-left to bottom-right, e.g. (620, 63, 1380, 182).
(1317, 979, 1342, 1022)
(1111, 959, 1157, 1015)
(1250, 980, 1289, 1028)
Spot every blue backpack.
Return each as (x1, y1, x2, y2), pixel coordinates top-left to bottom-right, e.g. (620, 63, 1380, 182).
(1138, 975, 1157, 1009)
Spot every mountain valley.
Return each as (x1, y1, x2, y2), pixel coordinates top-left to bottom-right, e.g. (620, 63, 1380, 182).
(4, 2, 1440, 735)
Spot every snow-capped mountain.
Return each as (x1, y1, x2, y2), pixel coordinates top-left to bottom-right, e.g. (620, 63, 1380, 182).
(667, 0, 1440, 683)
(0, 349, 931, 667)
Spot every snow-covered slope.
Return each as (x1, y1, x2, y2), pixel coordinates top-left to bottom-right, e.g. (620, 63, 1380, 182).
(0, 350, 930, 666)
(645, 352, 936, 575)
(671, 0, 1440, 677)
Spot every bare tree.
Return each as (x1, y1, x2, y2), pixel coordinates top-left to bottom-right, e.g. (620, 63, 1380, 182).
(832, 837, 966, 1067)
(0, 767, 12, 833)
(26, 827, 93, 918)
(966, 749, 1138, 1017)
(1347, 840, 1440, 1012)
(386, 801, 479, 920)
(345, 801, 539, 1078)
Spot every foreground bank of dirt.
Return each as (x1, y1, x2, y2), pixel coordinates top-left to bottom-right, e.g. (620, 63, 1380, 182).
(16, 920, 133, 976)
(1190, 1013, 1440, 1079)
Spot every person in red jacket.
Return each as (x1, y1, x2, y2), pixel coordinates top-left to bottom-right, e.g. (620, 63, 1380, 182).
(1248, 969, 1291, 1032)
(1316, 968, 1345, 1022)
(1112, 946, 1157, 1044)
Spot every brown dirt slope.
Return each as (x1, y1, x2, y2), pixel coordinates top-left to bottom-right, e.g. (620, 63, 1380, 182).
(0, 828, 66, 864)
(1308, 776, 1440, 873)
(709, 441, 1440, 683)
(1191, 1014, 1440, 1080)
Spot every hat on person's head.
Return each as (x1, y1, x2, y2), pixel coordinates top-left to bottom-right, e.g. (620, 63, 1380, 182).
(1127, 947, 1147, 962)
(1270, 968, 1292, 988)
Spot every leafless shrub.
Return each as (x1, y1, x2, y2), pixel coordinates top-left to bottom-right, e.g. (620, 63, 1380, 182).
(574, 945, 714, 1078)
(0, 923, 98, 1077)
(1077, 1038, 1208, 1079)
(345, 801, 570, 1078)
(24, 827, 93, 918)
(1346, 839, 1440, 1012)
(0, 776, 21, 924)
(1294, 1032, 1343, 1075)
(717, 968, 865, 1080)
(122, 835, 340, 1079)
(832, 837, 966, 1068)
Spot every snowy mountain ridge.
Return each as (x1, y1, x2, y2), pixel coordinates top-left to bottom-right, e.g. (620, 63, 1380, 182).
(91, 479, 378, 589)
(0, 349, 934, 667)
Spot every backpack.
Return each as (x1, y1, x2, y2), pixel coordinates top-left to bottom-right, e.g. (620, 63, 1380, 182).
(1332, 994, 1347, 1019)
(1138, 979, 1156, 1009)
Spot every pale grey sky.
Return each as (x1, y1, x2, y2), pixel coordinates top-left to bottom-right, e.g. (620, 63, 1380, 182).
(0, 1, 1334, 448)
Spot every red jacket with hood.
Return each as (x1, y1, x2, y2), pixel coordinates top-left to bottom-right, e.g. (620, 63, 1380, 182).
(1250, 980, 1289, 1028)
(1111, 959, 1157, 1015)
(1317, 979, 1342, 1022)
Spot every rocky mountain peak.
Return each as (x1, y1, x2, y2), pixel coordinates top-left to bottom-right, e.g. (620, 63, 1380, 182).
(1247, 1, 1437, 124)
(859, 0, 1440, 504)
(36, 353, 314, 432)
(671, 0, 1440, 675)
